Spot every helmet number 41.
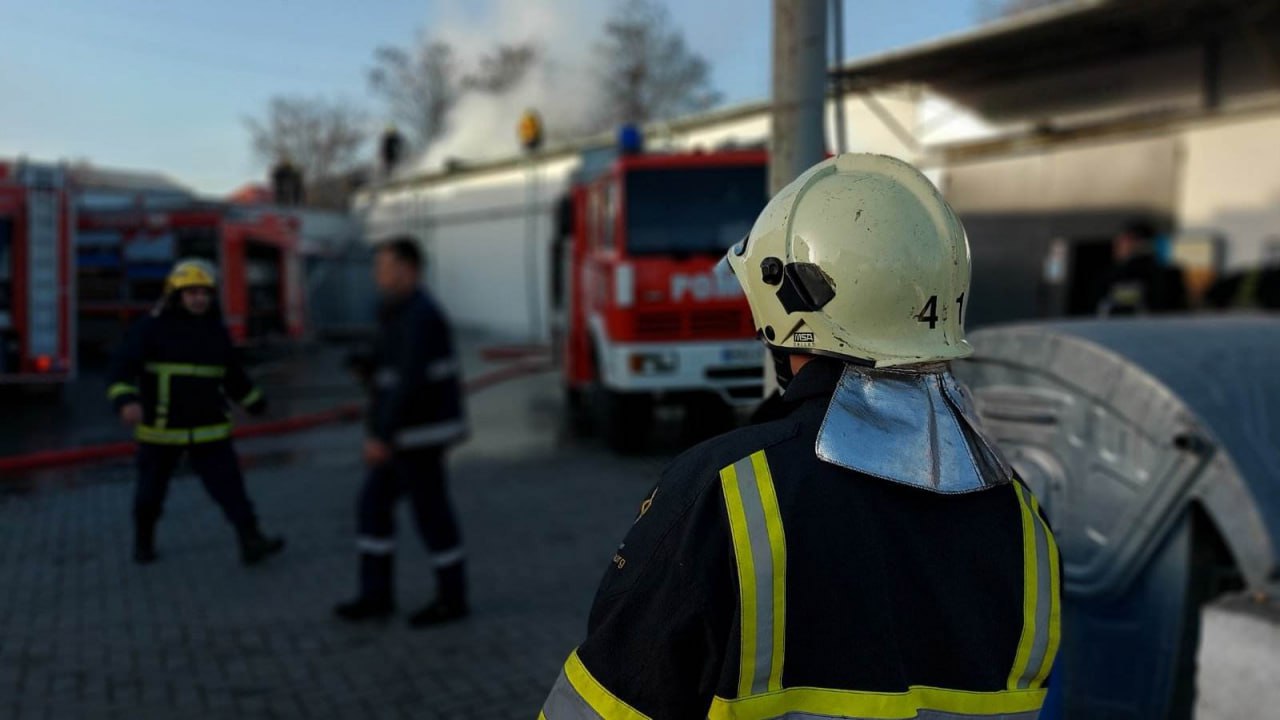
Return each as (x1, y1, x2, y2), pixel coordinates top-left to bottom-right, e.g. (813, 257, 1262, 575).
(916, 294, 964, 330)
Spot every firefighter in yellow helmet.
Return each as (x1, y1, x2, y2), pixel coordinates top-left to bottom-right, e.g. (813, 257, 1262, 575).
(107, 259, 285, 565)
(541, 154, 1060, 718)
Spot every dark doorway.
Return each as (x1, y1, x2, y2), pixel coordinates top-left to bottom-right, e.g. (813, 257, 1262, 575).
(1067, 239, 1115, 316)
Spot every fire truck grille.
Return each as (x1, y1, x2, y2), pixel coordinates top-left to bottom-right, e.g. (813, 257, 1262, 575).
(634, 312, 683, 339)
(690, 309, 747, 337)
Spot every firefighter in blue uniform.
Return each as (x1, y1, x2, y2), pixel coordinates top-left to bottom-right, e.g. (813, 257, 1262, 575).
(541, 154, 1061, 719)
(107, 259, 285, 566)
(335, 237, 470, 627)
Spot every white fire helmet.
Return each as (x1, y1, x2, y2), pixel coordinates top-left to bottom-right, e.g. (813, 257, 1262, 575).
(723, 153, 972, 368)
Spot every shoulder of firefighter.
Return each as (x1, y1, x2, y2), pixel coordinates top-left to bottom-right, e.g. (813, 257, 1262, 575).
(368, 289, 468, 450)
(106, 313, 267, 446)
(541, 359, 1062, 720)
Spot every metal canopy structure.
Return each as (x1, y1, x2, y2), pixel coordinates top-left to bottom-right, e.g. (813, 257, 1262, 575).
(831, 0, 1280, 94)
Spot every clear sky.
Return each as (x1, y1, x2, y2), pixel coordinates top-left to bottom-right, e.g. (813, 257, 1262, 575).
(0, 0, 983, 194)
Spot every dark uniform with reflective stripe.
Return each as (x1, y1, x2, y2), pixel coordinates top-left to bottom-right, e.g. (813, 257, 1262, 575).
(106, 307, 267, 539)
(354, 288, 468, 608)
(542, 358, 1060, 720)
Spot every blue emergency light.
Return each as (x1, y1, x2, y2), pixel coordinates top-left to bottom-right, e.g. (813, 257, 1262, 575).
(617, 124, 643, 155)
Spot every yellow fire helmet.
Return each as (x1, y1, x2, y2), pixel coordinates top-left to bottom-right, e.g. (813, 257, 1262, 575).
(165, 258, 218, 295)
(723, 153, 972, 368)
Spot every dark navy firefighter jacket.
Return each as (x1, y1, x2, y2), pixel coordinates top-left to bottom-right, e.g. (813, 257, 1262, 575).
(106, 304, 266, 446)
(368, 289, 467, 450)
(540, 357, 1060, 720)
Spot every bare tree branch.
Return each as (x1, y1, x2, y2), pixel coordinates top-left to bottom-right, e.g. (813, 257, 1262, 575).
(593, 0, 722, 129)
(243, 95, 367, 185)
(367, 39, 460, 151)
(463, 44, 540, 94)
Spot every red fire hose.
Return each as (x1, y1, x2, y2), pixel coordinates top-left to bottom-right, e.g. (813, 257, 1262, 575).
(0, 358, 551, 476)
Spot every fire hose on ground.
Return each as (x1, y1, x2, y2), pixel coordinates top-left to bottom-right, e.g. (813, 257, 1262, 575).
(0, 353, 551, 477)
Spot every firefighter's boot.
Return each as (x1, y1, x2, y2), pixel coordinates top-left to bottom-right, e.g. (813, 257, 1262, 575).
(237, 524, 285, 566)
(134, 519, 159, 565)
(408, 561, 469, 628)
(335, 555, 395, 622)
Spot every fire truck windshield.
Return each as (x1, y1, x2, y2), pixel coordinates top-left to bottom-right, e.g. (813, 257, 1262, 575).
(625, 165, 767, 257)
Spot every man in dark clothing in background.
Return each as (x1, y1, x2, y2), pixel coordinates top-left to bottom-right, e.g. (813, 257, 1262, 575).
(1098, 220, 1189, 315)
(107, 259, 285, 566)
(335, 237, 470, 627)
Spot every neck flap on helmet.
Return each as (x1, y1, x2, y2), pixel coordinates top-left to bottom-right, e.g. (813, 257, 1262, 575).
(816, 364, 1012, 494)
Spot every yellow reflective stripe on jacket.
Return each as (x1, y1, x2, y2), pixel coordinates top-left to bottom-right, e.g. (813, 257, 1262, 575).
(708, 685, 1047, 720)
(720, 450, 788, 697)
(192, 424, 232, 443)
(541, 649, 651, 720)
(135, 423, 232, 445)
(1028, 493, 1061, 688)
(107, 383, 139, 400)
(144, 363, 227, 426)
(239, 387, 263, 407)
(144, 362, 226, 378)
(1007, 483, 1061, 691)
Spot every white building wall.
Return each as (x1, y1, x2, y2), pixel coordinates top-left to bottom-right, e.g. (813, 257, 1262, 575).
(359, 93, 921, 339)
(1177, 115, 1280, 269)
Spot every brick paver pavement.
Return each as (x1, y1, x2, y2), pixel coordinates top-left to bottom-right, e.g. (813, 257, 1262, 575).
(1, 367, 670, 719)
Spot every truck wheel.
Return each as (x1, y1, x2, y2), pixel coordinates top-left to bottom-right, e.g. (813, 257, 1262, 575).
(598, 389, 653, 454)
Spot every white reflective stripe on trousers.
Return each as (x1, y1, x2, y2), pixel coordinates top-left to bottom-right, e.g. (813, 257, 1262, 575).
(356, 536, 395, 555)
(432, 547, 465, 567)
(397, 419, 467, 448)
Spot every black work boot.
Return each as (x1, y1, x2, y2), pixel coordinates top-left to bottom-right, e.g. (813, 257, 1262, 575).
(237, 524, 285, 566)
(133, 520, 158, 565)
(335, 554, 394, 623)
(408, 561, 469, 628)
(407, 597, 469, 628)
(334, 596, 395, 622)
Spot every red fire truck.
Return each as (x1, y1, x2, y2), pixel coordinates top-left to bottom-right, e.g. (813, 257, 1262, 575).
(0, 160, 75, 385)
(77, 203, 306, 352)
(557, 148, 769, 451)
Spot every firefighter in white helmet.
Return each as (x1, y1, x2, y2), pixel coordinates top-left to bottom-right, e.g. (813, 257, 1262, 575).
(541, 154, 1060, 718)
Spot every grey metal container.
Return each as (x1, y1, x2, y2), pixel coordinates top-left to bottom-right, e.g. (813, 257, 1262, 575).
(956, 316, 1280, 719)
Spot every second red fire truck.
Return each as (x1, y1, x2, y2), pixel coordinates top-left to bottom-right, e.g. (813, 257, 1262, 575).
(556, 148, 770, 451)
(0, 160, 76, 386)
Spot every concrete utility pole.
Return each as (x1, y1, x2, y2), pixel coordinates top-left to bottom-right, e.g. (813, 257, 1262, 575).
(764, 0, 828, 396)
(770, 0, 828, 194)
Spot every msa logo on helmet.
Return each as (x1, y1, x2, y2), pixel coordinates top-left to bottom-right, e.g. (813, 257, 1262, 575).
(792, 331, 815, 345)
(670, 272, 742, 302)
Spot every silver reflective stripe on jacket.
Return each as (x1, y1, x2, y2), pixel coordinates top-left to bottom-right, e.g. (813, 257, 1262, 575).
(816, 364, 1012, 493)
(426, 357, 459, 381)
(541, 669, 604, 720)
(540, 651, 650, 719)
(373, 356, 457, 389)
(397, 419, 468, 448)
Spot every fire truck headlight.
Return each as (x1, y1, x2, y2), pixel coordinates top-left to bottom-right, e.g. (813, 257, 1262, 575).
(629, 351, 679, 375)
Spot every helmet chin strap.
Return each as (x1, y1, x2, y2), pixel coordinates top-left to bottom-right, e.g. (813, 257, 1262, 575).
(772, 349, 796, 392)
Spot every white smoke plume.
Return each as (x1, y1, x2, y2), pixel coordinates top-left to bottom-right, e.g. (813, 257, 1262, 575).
(412, 0, 617, 173)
